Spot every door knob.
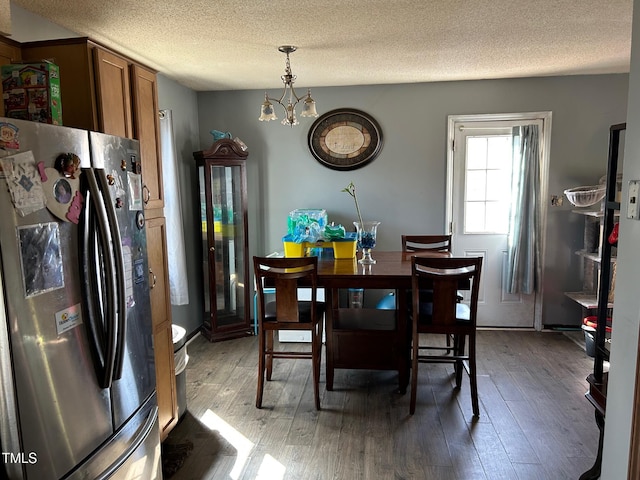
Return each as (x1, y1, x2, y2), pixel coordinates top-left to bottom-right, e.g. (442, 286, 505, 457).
(142, 185, 151, 204)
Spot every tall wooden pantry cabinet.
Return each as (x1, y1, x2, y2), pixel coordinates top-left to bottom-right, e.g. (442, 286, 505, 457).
(20, 37, 178, 440)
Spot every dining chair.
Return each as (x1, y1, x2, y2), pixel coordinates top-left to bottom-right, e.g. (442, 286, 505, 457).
(253, 256, 325, 410)
(402, 234, 452, 253)
(409, 256, 482, 416)
(401, 234, 456, 347)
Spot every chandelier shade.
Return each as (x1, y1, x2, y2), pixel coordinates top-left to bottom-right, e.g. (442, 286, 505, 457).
(258, 46, 318, 127)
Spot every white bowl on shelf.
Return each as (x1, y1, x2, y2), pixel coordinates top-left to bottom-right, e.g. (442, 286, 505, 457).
(564, 185, 606, 207)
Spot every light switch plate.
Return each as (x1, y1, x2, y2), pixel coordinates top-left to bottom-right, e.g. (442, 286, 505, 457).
(628, 180, 640, 219)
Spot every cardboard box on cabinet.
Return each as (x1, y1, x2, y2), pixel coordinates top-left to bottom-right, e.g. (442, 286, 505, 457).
(1, 61, 62, 125)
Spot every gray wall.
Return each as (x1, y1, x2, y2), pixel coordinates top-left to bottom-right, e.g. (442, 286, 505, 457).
(9, 3, 76, 41)
(194, 75, 628, 327)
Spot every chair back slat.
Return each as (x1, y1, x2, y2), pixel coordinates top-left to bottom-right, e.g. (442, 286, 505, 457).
(274, 277, 300, 322)
(402, 234, 452, 253)
(431, 277, 461, 325)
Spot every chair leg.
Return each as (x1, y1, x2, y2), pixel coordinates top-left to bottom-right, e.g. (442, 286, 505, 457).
(312, 321, 322, 410)
(469, 334, 479, 417)
(410, 328, 419, 415)
(454, 334, 465, 389)
(266, 329, 274, 381)
(326, 289, 338, 391)
(256, 328, 266, 409)
(318, 317, 324, 381)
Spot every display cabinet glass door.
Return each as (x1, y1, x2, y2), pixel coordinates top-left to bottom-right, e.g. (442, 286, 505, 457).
(199, 158, 250, 340)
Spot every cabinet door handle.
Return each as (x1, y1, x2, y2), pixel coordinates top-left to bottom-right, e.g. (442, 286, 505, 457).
(209, 246, 215, 252)
(142, 184, 151, 205)
(149, 268, 157, 289)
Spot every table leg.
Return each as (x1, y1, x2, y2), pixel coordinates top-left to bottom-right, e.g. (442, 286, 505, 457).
(579, 409, 605, 480)
(325, 288, 337, 391)
(397, 288, 409, 394)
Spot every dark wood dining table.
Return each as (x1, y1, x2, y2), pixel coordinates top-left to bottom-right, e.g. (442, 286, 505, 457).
(316, 250, 449, 393)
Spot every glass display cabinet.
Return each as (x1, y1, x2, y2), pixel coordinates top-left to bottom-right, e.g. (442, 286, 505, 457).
(194, 139, 251, 342)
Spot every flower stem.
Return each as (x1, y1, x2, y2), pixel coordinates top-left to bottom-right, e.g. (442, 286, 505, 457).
(353, 193, 364, 227)
(342, 182, 365, 227)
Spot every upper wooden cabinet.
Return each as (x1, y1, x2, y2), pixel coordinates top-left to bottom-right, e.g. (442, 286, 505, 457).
(131, 64, 163, 212)
(0, 36, 21, 117)
(93, 48, 133, 139)
(0, 36, 21, 64)
(21, 37, 164, 211)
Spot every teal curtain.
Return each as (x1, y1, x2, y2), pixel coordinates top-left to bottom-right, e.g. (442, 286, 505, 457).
(507, 125, 541, 294)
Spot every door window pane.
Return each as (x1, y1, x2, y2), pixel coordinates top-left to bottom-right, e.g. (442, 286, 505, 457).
(486, 170, 509, 201)
(487, 136, 511, 169)
(464, 134, 512, 234)
(466, 170, 487, 201)
(465, 202, 486, 232)
(467, 137, 488, 169)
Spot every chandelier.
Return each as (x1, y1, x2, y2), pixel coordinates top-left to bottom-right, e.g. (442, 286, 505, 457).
(259, 46, 318, 127)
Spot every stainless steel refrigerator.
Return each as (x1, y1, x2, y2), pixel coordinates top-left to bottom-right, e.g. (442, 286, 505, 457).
(0, 118, 161, 479)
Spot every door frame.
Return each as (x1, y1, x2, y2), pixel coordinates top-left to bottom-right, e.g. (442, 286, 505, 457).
(445, 112, 553, 331)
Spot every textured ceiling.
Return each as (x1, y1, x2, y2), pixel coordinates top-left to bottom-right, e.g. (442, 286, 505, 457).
(13, 0, 633, 92)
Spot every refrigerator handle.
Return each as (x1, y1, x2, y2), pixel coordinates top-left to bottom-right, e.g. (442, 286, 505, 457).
(83, 167, 118, 389)
(96, 168, 127, 380)
(80, 180, 106, 380)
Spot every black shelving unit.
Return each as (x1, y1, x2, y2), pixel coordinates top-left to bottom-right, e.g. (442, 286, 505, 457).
(580, 122, 625, 480)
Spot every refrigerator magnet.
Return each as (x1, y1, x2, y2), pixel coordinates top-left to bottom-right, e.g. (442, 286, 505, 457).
(123, 244, 135, 308)
(54, 153, 80, 179)
(128, 172, 143, 210)
(17, 222, 65, 297)
(55, 303, 83, 335)
(1, 151, 46, 216)
(0, 121, 20, 150)
(42, 167, 82, 223)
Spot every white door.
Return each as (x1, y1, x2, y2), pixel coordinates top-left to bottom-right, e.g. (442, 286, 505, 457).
(448, 116, 547, 328)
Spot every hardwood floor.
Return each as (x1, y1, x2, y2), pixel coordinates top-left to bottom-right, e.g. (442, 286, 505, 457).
(164, 330, 599, 480)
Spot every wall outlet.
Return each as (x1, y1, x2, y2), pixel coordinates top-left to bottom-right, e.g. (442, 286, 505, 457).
(628, 180, 639, 219)
(551, 195, 563, 206)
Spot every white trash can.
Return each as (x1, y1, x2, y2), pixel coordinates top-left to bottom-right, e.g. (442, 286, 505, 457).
(172, 325, 188, 419)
